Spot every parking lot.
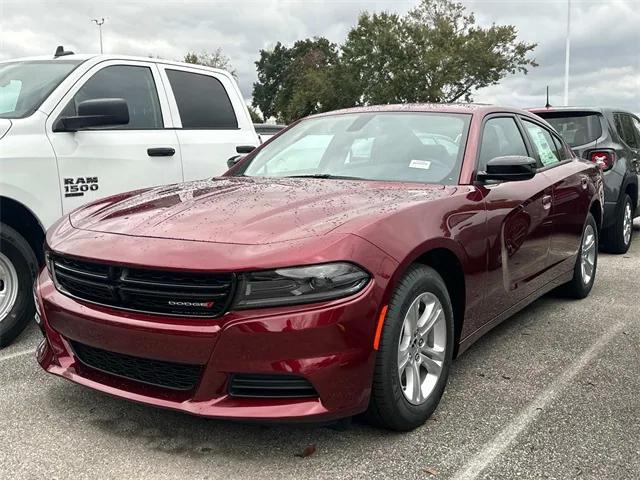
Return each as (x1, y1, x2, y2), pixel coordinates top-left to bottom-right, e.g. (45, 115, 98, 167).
(1, 222, 638, 480)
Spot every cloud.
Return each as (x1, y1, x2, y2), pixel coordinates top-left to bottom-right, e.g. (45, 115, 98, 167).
(0, 0, 638, 112)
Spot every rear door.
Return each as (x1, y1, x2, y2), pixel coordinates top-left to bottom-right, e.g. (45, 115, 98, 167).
(158, 65, 259, 178)
(613, 112, 640, 176)
(521, 117, 587, 268)
(477, 115, 554, 317)
(47, 60, 183, 213)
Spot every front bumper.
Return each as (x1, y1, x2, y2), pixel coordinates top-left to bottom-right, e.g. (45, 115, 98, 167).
(36, 265, 387, 422)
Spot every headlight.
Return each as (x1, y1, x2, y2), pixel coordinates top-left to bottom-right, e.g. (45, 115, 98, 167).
(234, 262, 370, 309)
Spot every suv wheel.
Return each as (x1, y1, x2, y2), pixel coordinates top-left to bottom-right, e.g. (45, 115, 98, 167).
(602, 194, 633, 254)
(0, 224, 38, 348)
(365, 264, 454, 431)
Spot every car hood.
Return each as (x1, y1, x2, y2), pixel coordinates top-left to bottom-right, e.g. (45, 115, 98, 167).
(69, 177, 456, 244)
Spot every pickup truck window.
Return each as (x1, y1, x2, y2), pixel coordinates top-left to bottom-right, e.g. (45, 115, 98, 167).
(0, 60, 82, 119)
(60, 65, 163, 129)
(166, 69, 238, 129)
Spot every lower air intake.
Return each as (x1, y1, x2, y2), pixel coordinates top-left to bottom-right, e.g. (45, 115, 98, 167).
(229, 374, 318, 398)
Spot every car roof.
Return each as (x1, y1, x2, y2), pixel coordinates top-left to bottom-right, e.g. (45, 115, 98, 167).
(528, 106, 627, 115)
(0, 53, 233, 77)
(309, 103, 539, 118)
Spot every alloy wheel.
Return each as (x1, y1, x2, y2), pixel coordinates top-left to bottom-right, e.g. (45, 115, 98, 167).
(580, 224, 596, 285)
(623, 201, 632, 246)
(0, 251, 19, 321)
(397, 292, 447, 405)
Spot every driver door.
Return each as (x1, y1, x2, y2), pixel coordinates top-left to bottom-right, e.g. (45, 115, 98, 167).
(46, 60, 182, 213)
(478, 115, 555, 319)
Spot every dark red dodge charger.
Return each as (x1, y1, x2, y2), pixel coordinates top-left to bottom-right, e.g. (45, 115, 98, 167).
(36, 104, 603, 431)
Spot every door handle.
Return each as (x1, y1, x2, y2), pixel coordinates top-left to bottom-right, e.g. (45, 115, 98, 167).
(542, 194, 552, 210)
(236, 145, 256, 154)
(147, 147, 176, 157)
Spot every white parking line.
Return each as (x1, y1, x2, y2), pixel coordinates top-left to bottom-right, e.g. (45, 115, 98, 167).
(451, 321, 625, 480)
(0, 348, 36, 363)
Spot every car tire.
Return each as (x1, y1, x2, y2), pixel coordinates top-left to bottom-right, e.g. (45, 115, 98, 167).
(0, 224, 38, 348)
(365, 264, 454, 431)
(560, 213, 598, 299)
(602, 194, 633, 254)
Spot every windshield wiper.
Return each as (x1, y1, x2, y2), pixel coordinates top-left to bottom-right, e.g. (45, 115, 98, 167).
(284, 174, 363, 180)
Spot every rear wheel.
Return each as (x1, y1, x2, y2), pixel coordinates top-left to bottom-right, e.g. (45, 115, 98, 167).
(560, 213, 598, 299)
(366, 264, 454, 431)
(602, 194, 633, 254)
(0, 224, 38, 348)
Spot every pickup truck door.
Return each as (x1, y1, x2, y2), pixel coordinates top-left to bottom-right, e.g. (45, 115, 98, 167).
(46, 60, 183, 214)
(157, 65, 259, 178)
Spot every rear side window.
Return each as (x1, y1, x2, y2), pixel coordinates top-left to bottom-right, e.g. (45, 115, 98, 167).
(166, 69, 238, 129)
(614, 113, 639, 149)
(478, 117, 528, 172)
(63, 65, 163, 129)
(522, 120, 560, 167)
(539, 112, 603, 147)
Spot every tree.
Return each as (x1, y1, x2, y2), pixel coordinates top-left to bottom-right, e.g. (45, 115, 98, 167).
(247, 105, 263, 123)
(252, 38, 346, 123)
(341, 0, 537, 104)
(184, 48, 237, 77)
(251, 0, 537, 122)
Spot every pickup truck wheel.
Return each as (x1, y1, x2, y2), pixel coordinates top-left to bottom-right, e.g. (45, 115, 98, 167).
(602, 194, 633, 254)
(0, 224, 38, 348)
(560, 213, 598, 299)
(365, 264, 454, 431)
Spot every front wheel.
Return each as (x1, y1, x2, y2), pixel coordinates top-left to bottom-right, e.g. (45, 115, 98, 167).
(560, 213, 598, 299)
(365, 264, 454, 431)
(0, 224, 38, 348)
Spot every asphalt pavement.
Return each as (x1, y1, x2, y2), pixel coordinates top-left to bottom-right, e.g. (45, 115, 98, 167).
(1, 221, 639, 480)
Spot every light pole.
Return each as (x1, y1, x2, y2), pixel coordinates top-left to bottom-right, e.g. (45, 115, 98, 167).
(563, 0, 571, 106)
(92, 18, 105, 54)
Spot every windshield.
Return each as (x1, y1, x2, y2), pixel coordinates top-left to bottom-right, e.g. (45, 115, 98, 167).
(240, 112, 471, 185)
(537, 112, 603, 147)
(0, 60, 83, 119)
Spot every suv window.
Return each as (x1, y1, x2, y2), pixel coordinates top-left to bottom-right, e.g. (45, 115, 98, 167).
(478, 117, 528, 172)
(614, 113, 640, 149)
(537, 112, 603, 147)
(522, 120, 560, 167)
(166, 69, 238, 129)
(62, 65, 163, 129)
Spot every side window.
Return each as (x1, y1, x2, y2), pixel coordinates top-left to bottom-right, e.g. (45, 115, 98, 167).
(522, 120, 560, 167)
(631, 117, 640, 148)
(166, 69, 238, 129)
(62, 65, 163, 129)
(552, 134, 571, 160)
(615, 113, 640, 149)
(478, 117, 528, 172)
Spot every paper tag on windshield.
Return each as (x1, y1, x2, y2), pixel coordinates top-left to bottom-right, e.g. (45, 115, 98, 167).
(409, 160, 431, 170)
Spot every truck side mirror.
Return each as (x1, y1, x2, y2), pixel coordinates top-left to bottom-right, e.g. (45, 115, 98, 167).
(53, 98, 129, 132)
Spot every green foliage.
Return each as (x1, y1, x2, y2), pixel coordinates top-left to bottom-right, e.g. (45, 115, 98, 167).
(184, 48, 237, 77)
(247, 105, 263, 123)
(252, 0, 537, 122)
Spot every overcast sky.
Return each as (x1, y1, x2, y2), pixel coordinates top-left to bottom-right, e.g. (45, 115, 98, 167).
(1, 0, 638, 112)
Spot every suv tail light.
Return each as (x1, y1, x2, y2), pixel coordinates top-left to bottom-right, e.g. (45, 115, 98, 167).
(588, 150, 615, 171)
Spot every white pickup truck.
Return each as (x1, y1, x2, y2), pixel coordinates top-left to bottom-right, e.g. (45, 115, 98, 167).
(0, 48, 260, 346)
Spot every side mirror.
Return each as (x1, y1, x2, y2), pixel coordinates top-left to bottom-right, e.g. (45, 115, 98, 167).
(476, 156, 537, 182)
(53, 98, 129, 132)
(227, 155, 244, 169)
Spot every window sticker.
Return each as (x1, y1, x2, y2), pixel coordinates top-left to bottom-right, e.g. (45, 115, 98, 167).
(529, 126, 558, 166)
(409, 159, 431, 170)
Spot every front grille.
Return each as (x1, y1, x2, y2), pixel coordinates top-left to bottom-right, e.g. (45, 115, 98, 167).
(71, 341, 202, 391)
(51, 255, 235, 317)
(229, 374, 318, 398)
